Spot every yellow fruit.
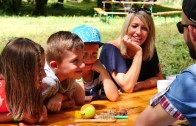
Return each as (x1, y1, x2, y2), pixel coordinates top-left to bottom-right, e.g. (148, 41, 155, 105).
(80, 104, 96, 119)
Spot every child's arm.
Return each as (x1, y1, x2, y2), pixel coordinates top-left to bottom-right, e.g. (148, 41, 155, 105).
(73, 81, 85, 105)
(38, 105, 48, 123)
(22, 106, 47, 123)
(46, 92, 64, 112)
(92, 60, 119, 102)
(0, 113, 13, 123)
(0, 113, 38, 123)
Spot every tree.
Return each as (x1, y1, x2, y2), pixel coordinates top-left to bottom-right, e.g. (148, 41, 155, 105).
(1, 0, 22, 14)
(33, 0, 46, 15)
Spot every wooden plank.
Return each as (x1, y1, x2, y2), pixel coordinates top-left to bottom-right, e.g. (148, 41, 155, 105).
(106, 12, 128, 15)
(120, 1, 160, 5)
(94, 7, 128, 24)
(94, 8, 128, 16)
(152, 11, 182, 16)
(94, 8, 107, 15)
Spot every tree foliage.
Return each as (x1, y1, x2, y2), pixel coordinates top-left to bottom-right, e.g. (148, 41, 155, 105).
(0, 0, 47, 15)
(0, 0, 22, 14)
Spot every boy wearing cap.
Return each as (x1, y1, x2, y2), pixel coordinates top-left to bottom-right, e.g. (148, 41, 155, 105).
(72, 25, 119, 102)
(135, 0, 196, 126)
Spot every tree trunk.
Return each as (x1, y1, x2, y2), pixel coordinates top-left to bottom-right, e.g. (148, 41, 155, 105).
(12, 0, 22, 13)
(33, 0, 46, 16)
(44, 0, 48, 5)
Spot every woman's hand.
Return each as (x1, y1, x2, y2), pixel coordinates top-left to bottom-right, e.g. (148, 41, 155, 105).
(122, 35, 142, 53)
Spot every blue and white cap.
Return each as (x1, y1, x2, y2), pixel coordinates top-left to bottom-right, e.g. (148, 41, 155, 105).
(72, 25, 103, 47)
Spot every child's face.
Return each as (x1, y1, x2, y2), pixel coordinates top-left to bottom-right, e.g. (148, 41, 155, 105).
(56, 49, 84, 81)
(83, 44, 99, 70)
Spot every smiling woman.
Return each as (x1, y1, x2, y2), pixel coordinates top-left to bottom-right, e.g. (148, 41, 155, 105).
(100, 6, 164, 93)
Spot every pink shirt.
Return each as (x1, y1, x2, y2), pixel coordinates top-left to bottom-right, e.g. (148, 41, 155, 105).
(0, 79, 8, 112)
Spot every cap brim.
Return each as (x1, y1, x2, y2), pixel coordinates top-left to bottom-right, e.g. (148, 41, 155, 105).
(84, 42, 104, 47)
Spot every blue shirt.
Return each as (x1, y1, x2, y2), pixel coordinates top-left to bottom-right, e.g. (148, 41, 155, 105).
(165, 64, 196, 125)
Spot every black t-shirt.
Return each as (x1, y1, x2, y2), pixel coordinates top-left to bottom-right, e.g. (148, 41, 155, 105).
(100, 43, 160, 88)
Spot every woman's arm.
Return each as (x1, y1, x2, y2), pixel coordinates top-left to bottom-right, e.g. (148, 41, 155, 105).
(111, 37, 143, 93)
(92, 60, 119, 102)
(133, 65, 164, 92)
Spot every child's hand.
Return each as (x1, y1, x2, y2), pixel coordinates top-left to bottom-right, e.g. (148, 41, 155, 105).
(46, 93, 63, 112)
(61, 98, 75, 109)
(39, 106, 48, 123)
(22, 113, 39, 123)
(92, 59, 105, 73)
(19, 122, 28, 126)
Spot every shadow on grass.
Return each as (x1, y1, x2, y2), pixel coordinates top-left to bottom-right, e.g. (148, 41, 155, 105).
(0, 1, 96, 16)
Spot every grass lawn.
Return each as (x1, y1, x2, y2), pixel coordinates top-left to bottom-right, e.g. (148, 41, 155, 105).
(0, 1, 194, 77)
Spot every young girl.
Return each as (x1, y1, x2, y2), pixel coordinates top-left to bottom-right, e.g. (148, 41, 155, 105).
(0, 37, 47, 123)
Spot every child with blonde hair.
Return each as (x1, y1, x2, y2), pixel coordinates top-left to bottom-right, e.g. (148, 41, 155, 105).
(0, 37, 47, 123)
(72, 25, 119, 102)
(42, 31, 85, 112)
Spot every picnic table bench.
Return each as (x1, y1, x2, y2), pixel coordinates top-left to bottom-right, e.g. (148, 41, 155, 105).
(94, 8, 128, 24)
(102, 1, 160, 12)
(94, 8, 182, 24)
(152, 10, 182, 16)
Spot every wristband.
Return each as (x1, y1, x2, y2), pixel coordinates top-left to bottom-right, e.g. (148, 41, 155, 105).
(13, 116, 20, 122)
(13, 115, 23, 122)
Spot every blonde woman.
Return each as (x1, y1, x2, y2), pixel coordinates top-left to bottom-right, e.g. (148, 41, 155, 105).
(100, 7, 163, 93)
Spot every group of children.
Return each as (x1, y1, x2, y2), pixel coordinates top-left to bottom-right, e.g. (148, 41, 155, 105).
(0, 25, 119, 123)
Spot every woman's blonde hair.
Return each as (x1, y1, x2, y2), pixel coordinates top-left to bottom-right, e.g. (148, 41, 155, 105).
(1, 37, 44, 119)
(119, 10, 155, 61)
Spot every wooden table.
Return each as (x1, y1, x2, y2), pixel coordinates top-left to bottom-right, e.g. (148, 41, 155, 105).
(0, 88, 187, 126)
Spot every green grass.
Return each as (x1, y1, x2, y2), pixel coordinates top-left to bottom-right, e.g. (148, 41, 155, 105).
(0, 1, 194, 77)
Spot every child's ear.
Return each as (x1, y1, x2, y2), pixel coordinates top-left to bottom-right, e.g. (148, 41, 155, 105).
(49, 61, 58, 69)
